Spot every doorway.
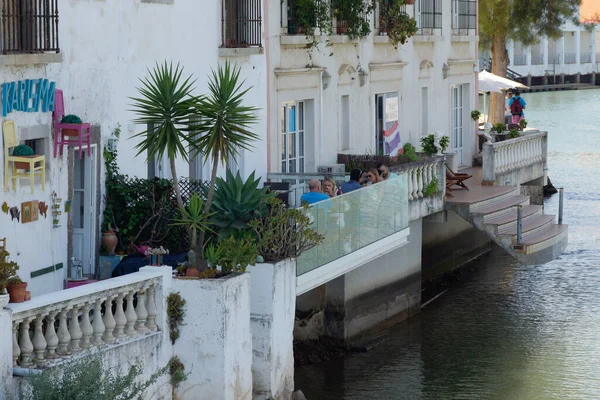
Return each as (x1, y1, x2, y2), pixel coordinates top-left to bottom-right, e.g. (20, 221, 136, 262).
(451, 85, 464, 166)
(72, 145, 97, 276)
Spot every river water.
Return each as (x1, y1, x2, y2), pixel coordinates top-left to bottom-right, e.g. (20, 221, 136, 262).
(295, 89, 600, 400)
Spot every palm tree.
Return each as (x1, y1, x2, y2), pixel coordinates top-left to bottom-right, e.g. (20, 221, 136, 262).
(192, 61, 259, 255)
(130, 61, 199, 209)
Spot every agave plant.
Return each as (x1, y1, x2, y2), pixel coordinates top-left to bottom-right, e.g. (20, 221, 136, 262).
(206, 170, 275, 239)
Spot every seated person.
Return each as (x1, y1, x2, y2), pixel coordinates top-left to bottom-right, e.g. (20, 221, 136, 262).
(301, 179, 330, 205)
(340, 169, 364, 194)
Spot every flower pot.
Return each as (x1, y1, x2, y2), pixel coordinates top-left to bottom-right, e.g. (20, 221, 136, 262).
(7, 282, 27, 303)
(0, 293, 9, 308)
(405, 0, 416, 4)
(150, 254, 164, 266)
(186, 267, 200, 278)
(14, 156, 36, 171)
(63, 128, 81, 137)
(102, 230, 118, 254)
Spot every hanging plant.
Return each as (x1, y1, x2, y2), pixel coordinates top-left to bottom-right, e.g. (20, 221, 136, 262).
(379, 0, 418, 48)
(332, 0, 374, 40)
(291, 0, 333, 55)
(471, 110, 482, 121)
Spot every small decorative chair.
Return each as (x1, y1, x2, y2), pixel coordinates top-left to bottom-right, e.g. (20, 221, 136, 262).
(53, 89, 91, 159)
(3, 120, 46, 193)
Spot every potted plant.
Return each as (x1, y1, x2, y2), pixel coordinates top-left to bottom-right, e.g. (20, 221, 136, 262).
(471, 110, 482, 121)
(519, 119, 528, 129)
(7, 276, 27, 303)
(12, 144, 36, 171)
(380, 1, 418, 48)
(0, 249, 19, 308)
(508, 129, 520, 139)
(145, 246, 169, 266)
(60, 114, 84, 137)
(420, 133, 450, 157)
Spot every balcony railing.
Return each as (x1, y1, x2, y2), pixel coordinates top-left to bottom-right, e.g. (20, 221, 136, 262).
(297, 174, 409, 277)
(564, 52, 576, 64)
(482, 131, 548, 186)
(221, 0, 262, 48)
(1, 0, 59, 55)
(286, 0, 321, 35)
(452, 0, 476, 35)
(376, 1, 407, 34)
(415, 0, 442, 35)
(548, 53, 561, 64)
(531, 54, 544, 65)
(7, 269, 165, 368)
(513, 54, 527, 66)
(580, 52, 592, 64)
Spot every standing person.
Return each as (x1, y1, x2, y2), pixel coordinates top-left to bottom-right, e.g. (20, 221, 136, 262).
(505, 90, 514, 125)
(301, 179, 329, 205)
(340, 169, 363, 194)
(509, 90, 526, 124)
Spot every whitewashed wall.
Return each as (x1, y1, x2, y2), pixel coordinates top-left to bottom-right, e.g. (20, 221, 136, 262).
(266, 1, 478, 173)
(0, 0, 268, 294)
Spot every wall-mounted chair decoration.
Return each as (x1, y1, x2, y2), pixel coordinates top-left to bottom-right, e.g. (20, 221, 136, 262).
(3, 120, 46, 193)
(52, 89, 91, 159)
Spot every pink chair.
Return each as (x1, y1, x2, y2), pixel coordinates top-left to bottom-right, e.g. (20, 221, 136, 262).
(53, 89, 91, 159)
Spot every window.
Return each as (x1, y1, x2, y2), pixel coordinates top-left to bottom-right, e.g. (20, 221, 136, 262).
(415, 0, 442, 35)
(146, 123, 171, 179)
(452, 0, 476, 35)
(285, 0, 318, 35)
(222, 0, 262, 48)
(377, 0, 407, 34)
(1, 0, 59, 55)
(281, 101, 305, 174)
(340, 95, 350, 151)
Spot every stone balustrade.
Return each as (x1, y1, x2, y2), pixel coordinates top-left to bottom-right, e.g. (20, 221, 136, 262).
(6, 271, 163, 369)
(483, 131, 548, 186)
(392, 156, 445, 221)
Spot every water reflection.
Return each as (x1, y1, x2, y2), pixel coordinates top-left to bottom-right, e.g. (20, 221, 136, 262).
(296, 89, 600, 400)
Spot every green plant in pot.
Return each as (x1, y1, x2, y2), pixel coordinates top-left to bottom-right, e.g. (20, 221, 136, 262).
(519, 119, 528, 129)
(508, 129, 520, 139)
(471, 110, 482, 121)
(0, 249, 19, 306)
(60, 114, 84, 137)
(492, 123, 506, 134)
(380, 0, 418, 48)
(420, 134, 450, 157)
(12, 144, 35, 171)
(172, 193, 213, 276)
(7, 276, 27, 303)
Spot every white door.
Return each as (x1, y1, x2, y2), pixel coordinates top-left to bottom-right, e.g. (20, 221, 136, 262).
(73, 146, 97, 276)
(451, 85, 464, 165)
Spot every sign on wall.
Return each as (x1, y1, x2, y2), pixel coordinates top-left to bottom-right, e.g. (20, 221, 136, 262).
(1, 79, 56, 117)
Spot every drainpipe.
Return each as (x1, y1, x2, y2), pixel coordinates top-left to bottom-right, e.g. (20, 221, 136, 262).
(319, 70, 325, 167)
(558, 187, 564, 225)
(264, 0, 271, 175)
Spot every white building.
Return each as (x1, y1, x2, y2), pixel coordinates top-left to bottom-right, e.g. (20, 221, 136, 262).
(502, 16, 599, 85)
(0, 0, 267, 296)
(265, 0, 479, 179)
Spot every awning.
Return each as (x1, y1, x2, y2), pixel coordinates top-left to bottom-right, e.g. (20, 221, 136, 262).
(479, 70, 529, 93)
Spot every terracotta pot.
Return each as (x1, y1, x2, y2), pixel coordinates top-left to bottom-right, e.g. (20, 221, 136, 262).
(25, 291, 31, 301)
(405, 0, 416, 4)
(14, 156, 36, 170)
(102, 230, 118, 254)
(7, 282, 27, 303)
(186, 267, 200, 278)
(63, 128, 81, 137)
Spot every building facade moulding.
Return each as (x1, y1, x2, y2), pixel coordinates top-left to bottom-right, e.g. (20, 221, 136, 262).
(447, 59, 478, 76)
(274, 67, 326, 91)
(368, 61, 408, 83)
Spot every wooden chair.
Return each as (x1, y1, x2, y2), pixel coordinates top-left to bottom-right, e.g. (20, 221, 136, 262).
(446, 164, 472, 192)
(53, 89, 91, 159)
(3, 120, 45, 193)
